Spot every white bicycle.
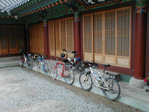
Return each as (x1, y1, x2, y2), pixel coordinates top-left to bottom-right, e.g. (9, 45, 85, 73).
(79, 61, 121, 101)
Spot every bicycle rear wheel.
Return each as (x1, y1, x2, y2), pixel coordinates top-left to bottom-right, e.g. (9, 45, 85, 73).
(44, 62, 50, 76)
(79, 72, 93, 91)
(21, 55, 24, 68)
(64, 68, 75, 85)
(27, 57, 33, 70)
(102, 78, 121, 101)
(37, 62, 41, 72)
(52, 67, 58, 80)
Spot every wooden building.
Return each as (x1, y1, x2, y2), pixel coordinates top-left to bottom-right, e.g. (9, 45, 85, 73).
(0, 0, 148, 83)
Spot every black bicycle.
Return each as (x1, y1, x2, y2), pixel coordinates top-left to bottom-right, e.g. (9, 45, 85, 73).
(61, 49, 85, 74)
(20, 49, 33, 70)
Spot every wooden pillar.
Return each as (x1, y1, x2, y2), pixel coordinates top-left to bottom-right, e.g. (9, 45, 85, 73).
(74, 12, 81, 58)
(43, 19, 49, 56)
(134, 0, 147, 79)
(25, 23, 30, 52)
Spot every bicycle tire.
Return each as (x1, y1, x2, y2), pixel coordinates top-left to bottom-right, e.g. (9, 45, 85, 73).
(101, 78, 121, 101)
(64, 68, 75, 85)
(79, 72, 93, 91)
(44, 62, 50, 76)
(37, 61, 41, 72)
(52, 67, 58, 80)
(75, 63, 85, 73)
(21, 55, 24, 68)
(27, 57, 33, 70)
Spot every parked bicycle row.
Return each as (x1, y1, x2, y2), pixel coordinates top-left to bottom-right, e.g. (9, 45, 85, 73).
(20, 49, 121, 101)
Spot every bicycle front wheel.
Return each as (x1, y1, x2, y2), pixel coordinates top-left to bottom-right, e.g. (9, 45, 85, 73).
(44, 62, 50, 76)
(27, 57, 33, 70)
(37, 62, 41, 72)
(52, 67, 58, 80)
(64, 68, 75, 85)
(79, 72, 93, 91)
(102, 78, 121, 101)
(21, 56, 24, 68)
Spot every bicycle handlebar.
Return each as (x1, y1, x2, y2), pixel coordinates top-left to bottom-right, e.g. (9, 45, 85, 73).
(85, 61, 98, 69)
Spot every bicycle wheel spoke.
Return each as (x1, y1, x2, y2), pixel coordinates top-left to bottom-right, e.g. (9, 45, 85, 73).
(102, 78, 121, 100)
(79, 72, 92, 91)
(64, 69, 75, 85)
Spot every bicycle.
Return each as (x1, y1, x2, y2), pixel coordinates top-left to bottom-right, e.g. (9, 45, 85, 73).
(50, 50, 75, 85)
(20, 49, 33, 70)
(79, 61, 121, 101)
(61, 49, 85, 73)
(36, 54, 50, 76)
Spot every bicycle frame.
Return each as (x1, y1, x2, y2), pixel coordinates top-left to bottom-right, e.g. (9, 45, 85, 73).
(89, 68, 110, 90)
(54, 62, 69, 77)
(37, 56, 45, 71)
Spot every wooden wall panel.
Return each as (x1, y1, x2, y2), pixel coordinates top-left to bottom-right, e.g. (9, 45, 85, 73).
(29, 23, 44, 54)
(48, 21, 55, 56)
(0, 25, 24, 55)
(48, 17, 74, 57)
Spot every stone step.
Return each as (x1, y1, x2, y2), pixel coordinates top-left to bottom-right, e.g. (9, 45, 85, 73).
(96, 69, 120, 81)
(0, 56, 20, 63)
(0, 60, 21, 68)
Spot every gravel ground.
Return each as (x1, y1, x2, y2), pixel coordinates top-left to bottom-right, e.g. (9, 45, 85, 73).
(0, 66, 142, 112)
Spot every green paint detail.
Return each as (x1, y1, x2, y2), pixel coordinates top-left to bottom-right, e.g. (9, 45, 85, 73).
(121, 0, 132, 2)
(90, 0, 133, 10)
(120, 74, 133, 82)
(18, 0, 59, 15)
(136, 0, 147, 13)
(0, 19, 24, 24)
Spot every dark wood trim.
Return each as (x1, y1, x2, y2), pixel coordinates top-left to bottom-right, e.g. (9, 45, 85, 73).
(145, 1, 149, 77)
(134, 13, 147, 79)
(0, 53, 20, 58)
(43, 21, 49, 56)
(74, 20, 81, 58)
(47, 14, 74, 22)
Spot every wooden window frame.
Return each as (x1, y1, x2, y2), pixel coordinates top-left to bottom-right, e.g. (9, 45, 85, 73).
(83, 6, 131, 68)
(83, 14, 94, 61)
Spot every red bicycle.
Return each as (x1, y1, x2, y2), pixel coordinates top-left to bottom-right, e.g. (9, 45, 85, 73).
(51, 58, 75, 85)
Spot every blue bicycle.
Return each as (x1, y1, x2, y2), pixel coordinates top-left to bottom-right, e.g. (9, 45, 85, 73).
(36, 55, 50, 76)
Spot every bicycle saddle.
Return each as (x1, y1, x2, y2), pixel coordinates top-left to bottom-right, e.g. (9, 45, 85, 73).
(71, 51, 77, 56)
(102, 64, 111, 68)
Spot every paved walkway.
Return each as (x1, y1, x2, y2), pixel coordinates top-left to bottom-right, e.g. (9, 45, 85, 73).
(32, 60, 149, 112)
(0, 67, 142, 112)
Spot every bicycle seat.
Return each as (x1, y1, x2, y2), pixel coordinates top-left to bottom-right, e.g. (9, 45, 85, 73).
(102, 64, 111, 68)
(71, 51, 77, 56)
